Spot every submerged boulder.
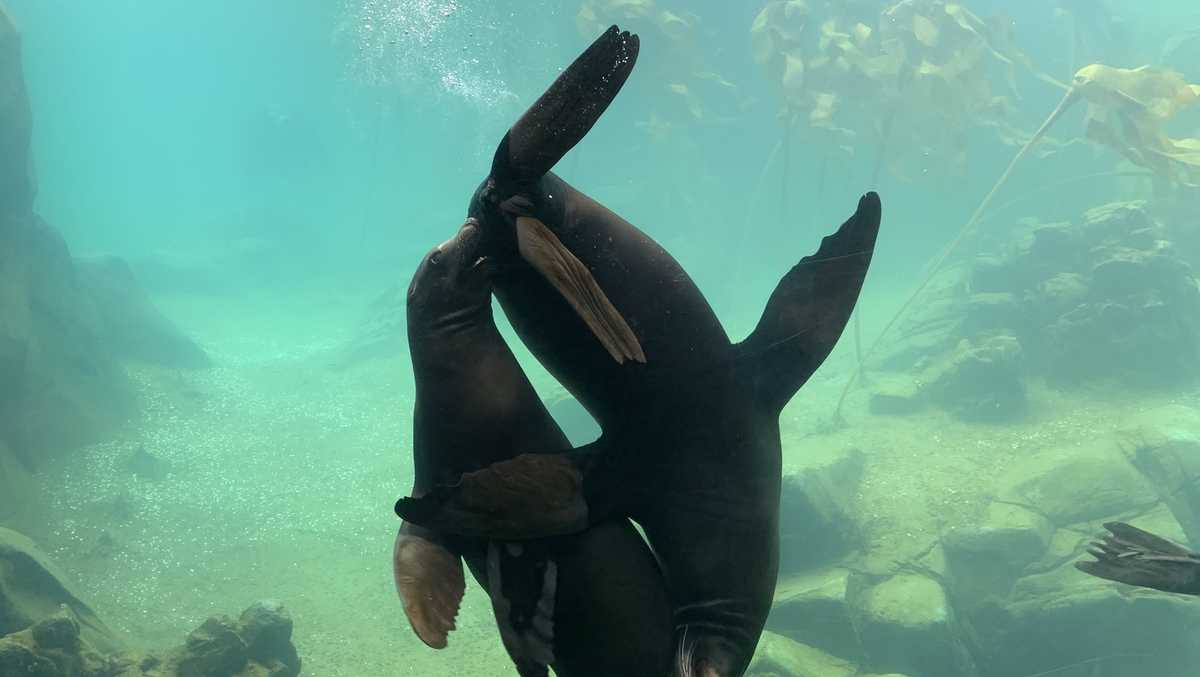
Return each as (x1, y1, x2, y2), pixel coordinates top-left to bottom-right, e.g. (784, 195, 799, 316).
(768, 568, 860, 662)
(0, 3, 34, 221)
(778, 447, 863, 572)
(75, 256, 211, 369)
(918, 335, 1025, 422)
(746, 631, 857, 677)
(850, 573, 976, 677)
(995, 439, 1158, 527)
(0, 528, 119, 653)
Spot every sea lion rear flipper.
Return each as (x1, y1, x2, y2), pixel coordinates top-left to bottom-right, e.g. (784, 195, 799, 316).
(517, 216, 645, 364)
(394, 446, 610, 540)
(491, 25, 640, 183)
(736, 192, 882, 414)
(392, 524, 466, 649)
(1075, 521, 1200, 595)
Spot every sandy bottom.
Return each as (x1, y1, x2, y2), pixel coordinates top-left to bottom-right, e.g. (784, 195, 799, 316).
(24, 283, 1200, 676)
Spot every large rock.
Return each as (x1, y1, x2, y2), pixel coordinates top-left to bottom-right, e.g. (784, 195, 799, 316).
(0, 3, 34, 221)
(746, 631, 856, 677)
(986, 512, 1200, 677)
(768, 568, 860, 662)
(779, 447, 863, 572)
(0, 528, 119, 653)
(995, 439, 1159, 527)
(1116, 404, 1200, 546)
(0, 607, 118, 677)
(0, 218, 135, 471)
(74, 256, 210, 368)
(850, 573, 976, 677)
(325, 281, 405, 370)
(918, 335, 1025, 422)
(942, 501, 1054, 604)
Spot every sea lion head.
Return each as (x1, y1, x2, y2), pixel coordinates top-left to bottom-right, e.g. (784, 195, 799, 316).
(406, 219, 493, 333)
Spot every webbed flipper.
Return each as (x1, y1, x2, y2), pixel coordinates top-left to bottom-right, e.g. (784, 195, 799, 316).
(1075, 521, 1200, 595)
(516, 216, 645, 364)
(394, 452, 595, 540)
(392, 524, 465, 649)
(736, 192, 882, 414)
(491, 25, 640, 183)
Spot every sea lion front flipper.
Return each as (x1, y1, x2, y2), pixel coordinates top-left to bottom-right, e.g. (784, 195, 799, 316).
(491, 25, 640, 183)
(736, 192, 882, 414)
(392, 524, 466, 649)
(516, 216, 645, 364)
(395, 449, 608, 540)
(1075, 521, 1200, 595)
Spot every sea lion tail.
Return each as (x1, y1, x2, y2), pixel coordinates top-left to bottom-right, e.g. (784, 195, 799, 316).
(394, 444, 612, 540)
(490, 25, 640, 183)
(735, 192, 882, 414)
(1075, 521, 1200, 595)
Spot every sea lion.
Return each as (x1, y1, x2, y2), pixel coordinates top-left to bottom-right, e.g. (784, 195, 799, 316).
(1076, 521, 1200, 595)
(393, 222, 672, 677)
(395, 24, 883, 676)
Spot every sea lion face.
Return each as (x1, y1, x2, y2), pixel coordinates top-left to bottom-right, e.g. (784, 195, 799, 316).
(406, 220, 493, 331)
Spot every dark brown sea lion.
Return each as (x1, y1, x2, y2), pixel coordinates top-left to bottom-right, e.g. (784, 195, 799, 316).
(395, 24, 883, 677)
(393, 222, 672, 677)
(1076, 521, 1200, 595)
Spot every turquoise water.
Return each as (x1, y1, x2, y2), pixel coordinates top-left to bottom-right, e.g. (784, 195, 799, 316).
(4, 1, 1200, 675)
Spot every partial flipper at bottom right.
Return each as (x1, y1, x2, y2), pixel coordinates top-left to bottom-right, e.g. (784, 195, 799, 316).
(1075, 521, 1200, 595)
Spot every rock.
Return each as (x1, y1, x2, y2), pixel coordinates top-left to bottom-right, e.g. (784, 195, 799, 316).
(989, 544, 1200, 677)
(0, 4, 34, 222)
(74, 256, 211, 369)
(1080, 200, 1155, 241)
(30, 610, 80, 651)
(0, 606, 117, 677)
(175, 616, 248, 677)
(746, 631, 856, 677)
(0, 641, 56, 677)
(0, 528, 119, 652)
(768, 569, 860, 662)
(919, 336, 1025, 422)
(779, 447, 863, 572)
(237, 600, 299, 676)
(851, 573, 976, 677)
(1029, 272, 1088, 318)
(1117, 404, 1200, 546)
(0, 216, 136, 471)
(996, 439, 1159, 527)
(326, 282, 405, 370)
(1026, 221, 1083, 268)
(942, 502, 1053, 602)
(960, 293, 1023, 336)
(868, 375, 923, 416)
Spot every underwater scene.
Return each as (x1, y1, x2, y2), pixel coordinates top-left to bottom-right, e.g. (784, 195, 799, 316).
(2, 0, 1200, 675)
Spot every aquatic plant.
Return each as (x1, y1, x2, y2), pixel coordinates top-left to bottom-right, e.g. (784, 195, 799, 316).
(750, 0, 1067, 185)
(834, 63, 1200, 420)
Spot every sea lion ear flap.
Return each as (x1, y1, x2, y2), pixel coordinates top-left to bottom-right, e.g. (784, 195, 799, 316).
(517, 216, 645, 364)
(393, 528, 465, 650)
(491, 25, 640, 182)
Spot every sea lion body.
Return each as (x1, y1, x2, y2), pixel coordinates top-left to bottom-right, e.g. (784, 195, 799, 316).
(397, 25, 883, 677)
(395, 223, 672, 677)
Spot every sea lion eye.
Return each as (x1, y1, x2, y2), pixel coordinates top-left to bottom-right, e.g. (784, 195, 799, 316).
(429, 251, 441, 266)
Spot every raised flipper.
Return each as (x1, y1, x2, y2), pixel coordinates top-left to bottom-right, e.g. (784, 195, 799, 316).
(1075, 521, 1200, 595)
(486, 25, 646, 365)
(516, 216, 645, 364)
(392, 523, 465, 649)
(395, 451, 598, 540)
(491, 25, 640, 183)
(736, 192, 882, 414)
